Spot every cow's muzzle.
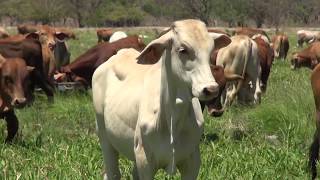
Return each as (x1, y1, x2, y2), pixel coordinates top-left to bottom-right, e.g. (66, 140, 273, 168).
(12, 97, 27, 108)
(197, 83, 219, 101)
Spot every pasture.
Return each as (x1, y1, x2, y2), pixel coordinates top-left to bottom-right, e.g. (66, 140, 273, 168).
(0, 28, 316, 179)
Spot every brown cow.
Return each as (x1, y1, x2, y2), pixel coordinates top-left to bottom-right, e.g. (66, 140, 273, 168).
(234, 27, 270, 42)
(309, 63, 320, 179)
(18, 25, 70, 78)
(17, 24, 38, 34)
(58, 36, 146, 86)
(97, 28, 113, 43)
(253, 36, 275, 92)
(271, 34, 289, 60)
(0, 36, 54, 102)
(0, 55, 34, 143)
(291, 42, 320, 70)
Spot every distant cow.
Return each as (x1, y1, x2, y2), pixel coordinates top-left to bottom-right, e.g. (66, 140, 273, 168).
(309, 63, 320, 179)
(96, 28, 113, 43)
(253, 36, 275, 92)
(271, 34, 289, 60)
(291, 42, 320, 70)
(18, 25, 72, 73)
(216, 35, 261, 107)
(109, 31, 127, 43)
(58, 36, 146, 86)
(208, 28, 230, 36)
(0, 27, 9, 39)
(297, 30, 320, 47)
(92, 19, 227, 179)
(17, 24, 38, 34)
(234, 27, 270, 43)
(0, 55, 34, 143)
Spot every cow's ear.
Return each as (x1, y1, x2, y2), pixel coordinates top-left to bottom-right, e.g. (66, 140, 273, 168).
(210, 33, 231, 50)
(137, 29, 173, 64)
(25, 32, 39, 40)
(26, 66, 35, 72)
(55, 32, 69, 42)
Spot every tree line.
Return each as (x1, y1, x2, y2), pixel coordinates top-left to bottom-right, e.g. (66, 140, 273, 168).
(0, 0, 319, 28)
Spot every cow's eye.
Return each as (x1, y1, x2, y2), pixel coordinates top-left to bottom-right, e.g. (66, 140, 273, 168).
(178, 47, 188, 55)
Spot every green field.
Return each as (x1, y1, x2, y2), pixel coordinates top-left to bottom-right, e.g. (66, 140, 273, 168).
(0, 28, 316, 179)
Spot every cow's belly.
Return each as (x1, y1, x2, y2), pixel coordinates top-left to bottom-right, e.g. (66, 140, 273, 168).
(103, 78, 143, 160)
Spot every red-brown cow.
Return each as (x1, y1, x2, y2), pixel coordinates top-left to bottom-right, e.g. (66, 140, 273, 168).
(309, 63, 320, 179)
(234, 27, 270, 42)
(58, 36, 146, 86)
(17, 24, 38, 34)
(97, 28, 113, 43)
(0, 36, 54, 102)
(253, 36, 275, 92)
(0, 55, 34, 143)
(271, 34, 289, 60)
(291, 42, 320, 70)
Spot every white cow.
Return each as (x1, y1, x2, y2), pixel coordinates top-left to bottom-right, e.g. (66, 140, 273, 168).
(297, 30, 320, 47)
(92, 19, 230, 179)
(109, 31, 128, 43)
(216, 35, 261, 107)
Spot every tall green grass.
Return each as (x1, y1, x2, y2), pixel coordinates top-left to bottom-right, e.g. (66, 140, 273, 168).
(0, 29, 316, 179)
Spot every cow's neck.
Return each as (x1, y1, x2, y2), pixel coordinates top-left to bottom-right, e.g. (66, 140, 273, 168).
(159, 48, 192, 174)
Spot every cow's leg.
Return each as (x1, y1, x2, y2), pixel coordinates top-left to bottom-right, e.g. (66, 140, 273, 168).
(310, 110, 320, 179)
(4, 110, 18, 143)
(253, 69, 262, 104)
(33, 70, 54, 103)
(178, 147, 200, 180)
(96, 114, 121, 180)
(132, 164, 139, 180)
(134, 136, 155, 180)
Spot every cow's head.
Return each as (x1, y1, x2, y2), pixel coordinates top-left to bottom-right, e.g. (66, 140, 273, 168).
(25, 25, 69, 52)
(138, 19, 231, 101)
(0, 56, 34, 109)
(291, 53, 318, 70)
(203, 65, 243, 117)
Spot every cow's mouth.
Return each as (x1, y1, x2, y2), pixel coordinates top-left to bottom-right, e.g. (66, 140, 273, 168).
(207, 106, 224, 117)
(48, 44, 55, 51)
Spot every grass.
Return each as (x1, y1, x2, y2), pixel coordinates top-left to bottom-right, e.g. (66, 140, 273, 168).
(0, 28, 316, 179)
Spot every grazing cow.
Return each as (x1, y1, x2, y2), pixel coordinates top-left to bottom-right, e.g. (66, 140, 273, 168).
(291, 42, 320, 70)
(0, 27, 9, 39)
(216, 35, 261, 107)
(0, 36, 55, 102)
(297, 30, 320, 47)
(17, 24, 38, 34)
(271, 34, 289, 60)
(234, 27, 270, 42)
(253, 36, 275, 92)
(0, 55, 34, 143)
(97, 28, 113, 43)
(109, 31, 127, 43)
(92, 19, 230, 179)
(200, 65, 243, 117)
(58, 36, 146, 86)
(309, 63, 320, 179)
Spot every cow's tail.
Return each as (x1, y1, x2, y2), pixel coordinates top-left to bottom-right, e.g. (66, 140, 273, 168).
(279, 37, 284, 60)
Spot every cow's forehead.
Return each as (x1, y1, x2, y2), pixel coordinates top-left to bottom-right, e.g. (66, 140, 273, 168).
(173, 19, 213, 49)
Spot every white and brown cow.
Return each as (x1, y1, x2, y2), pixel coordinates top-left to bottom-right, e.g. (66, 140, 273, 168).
(92, 19, 230, 179)
(297, 30, 320, 47)
(216, 35, 261, 107)
(271, 34, 289, 60)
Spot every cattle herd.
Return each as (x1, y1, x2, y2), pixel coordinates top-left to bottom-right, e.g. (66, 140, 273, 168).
(1, 19, 320, 179)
